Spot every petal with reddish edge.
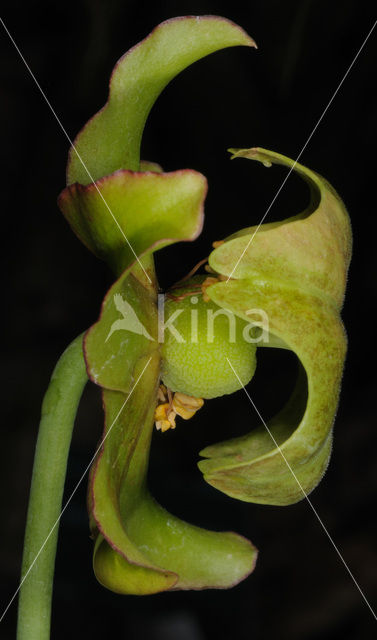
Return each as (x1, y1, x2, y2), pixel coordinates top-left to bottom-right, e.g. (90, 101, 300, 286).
(67, 16, 256, 184)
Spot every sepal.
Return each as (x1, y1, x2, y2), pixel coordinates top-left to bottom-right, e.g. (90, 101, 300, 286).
(58, 169, 206, 276)
(66, 16, 256, 184)
(89, 354, 257, 593)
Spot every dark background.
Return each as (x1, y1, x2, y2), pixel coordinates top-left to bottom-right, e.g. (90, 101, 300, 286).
(1, 1, 377, 638)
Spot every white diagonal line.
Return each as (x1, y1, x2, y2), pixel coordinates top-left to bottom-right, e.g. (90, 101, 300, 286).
(0, 16, 151, 283)
(0, 356, 152, 624)
(226, 357, 377, 622)
(226, 19, 377, 282)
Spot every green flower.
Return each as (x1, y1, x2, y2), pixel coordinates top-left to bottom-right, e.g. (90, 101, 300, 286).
(57, 16, 351, 595)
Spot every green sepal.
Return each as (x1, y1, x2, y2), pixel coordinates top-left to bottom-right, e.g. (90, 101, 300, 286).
(82, 164, 208, 391)
(89, 353, 257, 594)
(58, 169, 207, 276)
(199, 148, 351, 505)
(66, 16, 256, 185)
(84, 268, 158, 392)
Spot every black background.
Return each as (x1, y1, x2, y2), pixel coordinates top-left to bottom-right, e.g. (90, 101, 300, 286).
(1, 1, 377, 639)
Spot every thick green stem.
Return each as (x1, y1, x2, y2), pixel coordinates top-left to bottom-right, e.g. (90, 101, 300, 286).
(17, 334, 88, 640)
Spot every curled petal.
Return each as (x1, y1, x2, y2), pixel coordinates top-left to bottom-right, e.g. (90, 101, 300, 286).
(211, 147, 351, 308)
(199, 148, 351, 505)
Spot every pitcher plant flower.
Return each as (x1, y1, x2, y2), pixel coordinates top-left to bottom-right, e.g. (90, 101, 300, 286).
(16, 15, 351, 640)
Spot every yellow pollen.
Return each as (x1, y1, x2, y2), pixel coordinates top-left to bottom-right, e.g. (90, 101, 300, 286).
(173, 393, 204, 419)
(154, 386, 204, 432)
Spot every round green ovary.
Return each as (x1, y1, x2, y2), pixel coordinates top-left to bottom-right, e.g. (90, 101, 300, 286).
(161, 280, 257, 399)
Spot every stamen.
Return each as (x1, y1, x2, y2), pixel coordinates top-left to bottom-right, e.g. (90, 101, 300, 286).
(154, 387, 204, 432)
(201, 276, 220, 302)
(166, 286, 202, 302)
(173, 393, 204, 419)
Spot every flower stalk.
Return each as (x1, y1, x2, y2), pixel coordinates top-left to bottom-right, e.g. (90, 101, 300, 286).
(17, 334, 87, 640)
